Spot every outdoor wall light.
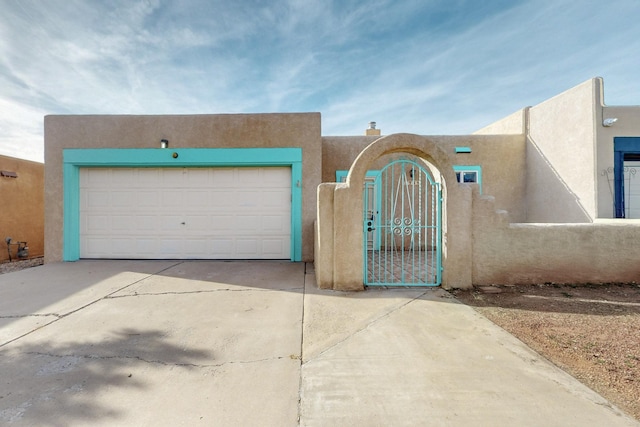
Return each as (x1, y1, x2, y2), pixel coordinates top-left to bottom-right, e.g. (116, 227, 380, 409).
(603, 118, 618, 127)
(160, 139, 169, 148)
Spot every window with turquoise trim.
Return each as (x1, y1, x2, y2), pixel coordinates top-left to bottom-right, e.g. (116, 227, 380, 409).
(453, 165, 482, 194)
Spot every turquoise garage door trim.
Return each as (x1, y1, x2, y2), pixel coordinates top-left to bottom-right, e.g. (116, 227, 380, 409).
(63, 148, 303, 261)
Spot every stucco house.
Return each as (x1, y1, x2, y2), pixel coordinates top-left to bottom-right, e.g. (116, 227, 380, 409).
(0, 155, 44, 263)
(43, 77, 640, 290)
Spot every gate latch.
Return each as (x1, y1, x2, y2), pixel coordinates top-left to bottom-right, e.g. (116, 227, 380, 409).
(366, 212, 375, 232)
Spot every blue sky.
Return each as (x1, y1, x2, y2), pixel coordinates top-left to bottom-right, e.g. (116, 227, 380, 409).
(1, 0, 640, 162)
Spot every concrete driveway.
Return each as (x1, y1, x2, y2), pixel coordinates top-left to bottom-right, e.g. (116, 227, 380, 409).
(0, 260, 637, 426)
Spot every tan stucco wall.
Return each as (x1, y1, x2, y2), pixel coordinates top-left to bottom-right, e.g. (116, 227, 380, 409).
(0, 155, 44, 262)
(474, 109, 526, 135)
(525, 79, 598, 222)
(471, 184, 640, 286)
(44, 113, 321, 263)
(476, 78, 635, 223)
(323, 134, 527, 221)
(473, 216, 640, 285)
(468, 78, 640, 286)
(321, 136, 382, 182)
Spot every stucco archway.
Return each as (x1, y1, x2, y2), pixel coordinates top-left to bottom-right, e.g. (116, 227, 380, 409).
(315, 133, 472, 291)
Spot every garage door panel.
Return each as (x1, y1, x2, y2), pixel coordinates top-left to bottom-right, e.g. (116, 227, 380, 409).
(184, 215, 210, 231)
(138, 169, 160, 186)
(84, 238, 110, 257)
(112, 215, 134, 231)
(83, 169, 110, 187)
(86, 191, 109, 208)
(262, 215, 288, 232)
(86, 238, 142, 258)
(237, 215, 260, 232)
(184, 190, 210, 208)
(261, 190, 290, 208)
(137, 191, 161, 208)
(85, 215, 110, 233)
(136, 239, 159, 255)
(260, 167, 291, 185)
(161, 169, 186, 187)
(111, 191, 135, 208)
(238, 169, 261, 187)
(209, 191, 235, 208)
(80, 167, 291, 259)
(186, 168, 210, 187)
(110, 169, 135, 186)
(159, 239, 183, 254)
(161, 190, 184, 208)
(185, 239, 208, 255)
(236, 191, 261, 208)
(211, 168, 235, 186)
(112, 238, 136, 255)
(159, 216, 184, 233)
(211, 215, 234, 230)
(136, 216, 159, 230)
(236, 239, 258, 255)
(211, 239, 234, 256)
(263, 239, 284, 253)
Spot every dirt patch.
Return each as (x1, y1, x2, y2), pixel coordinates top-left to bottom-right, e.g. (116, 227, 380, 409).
(452, 283, 640, 421)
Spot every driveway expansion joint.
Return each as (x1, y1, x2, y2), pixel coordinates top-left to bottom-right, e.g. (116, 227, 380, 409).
(302, 290, 429, 365)
(0, 313, 61, 319)
(106, 287, 304, 298)
(23, 351, 298, 369)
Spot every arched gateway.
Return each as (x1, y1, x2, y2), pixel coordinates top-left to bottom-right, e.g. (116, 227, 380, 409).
(315, 133, 471, 291)
(363, 158, 442, 286)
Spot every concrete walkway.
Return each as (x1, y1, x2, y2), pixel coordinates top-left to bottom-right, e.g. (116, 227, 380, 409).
(0, 260, 637, 426)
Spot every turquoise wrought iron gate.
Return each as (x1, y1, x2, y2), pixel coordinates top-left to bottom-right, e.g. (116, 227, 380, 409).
(363, 159, 442, 286)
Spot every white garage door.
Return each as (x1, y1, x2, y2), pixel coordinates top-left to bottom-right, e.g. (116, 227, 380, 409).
(80, 167, 291, 259)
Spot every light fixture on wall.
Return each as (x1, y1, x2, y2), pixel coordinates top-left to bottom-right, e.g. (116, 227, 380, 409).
(603, 118, 618, 127)
(160, 139, 169, 148)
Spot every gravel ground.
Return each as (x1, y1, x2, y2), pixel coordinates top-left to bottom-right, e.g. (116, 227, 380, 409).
(452, 283, 640, 422)
(0, 257, 44, 274)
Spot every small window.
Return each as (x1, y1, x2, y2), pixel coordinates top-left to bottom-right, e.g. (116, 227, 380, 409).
(459, 171, 477, 183)
(453, 165, 482, 193)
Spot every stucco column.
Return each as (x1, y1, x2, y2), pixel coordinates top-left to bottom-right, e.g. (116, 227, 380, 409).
(332, 184, 365, 290)
(315, 183, 336, 289)
(441, 184, 473, 289)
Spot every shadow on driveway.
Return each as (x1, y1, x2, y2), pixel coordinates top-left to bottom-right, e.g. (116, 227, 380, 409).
(0, 329, 213, 426)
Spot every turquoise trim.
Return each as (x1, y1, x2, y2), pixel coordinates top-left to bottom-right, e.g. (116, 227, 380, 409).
(335, 170, 380, 182)
(63, 148, 303, 261)
(63, 163, 80, 260)
(64, 147, 303, 166)
(614, 137, 640, 218)
(337, 170, 382, 249)
(453, 165, 482, 194)
(455, 146, 472, 153)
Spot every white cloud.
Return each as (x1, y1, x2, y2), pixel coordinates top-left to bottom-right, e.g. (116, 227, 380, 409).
(0, 98, 46, 162)
(0, 0, 639, 160)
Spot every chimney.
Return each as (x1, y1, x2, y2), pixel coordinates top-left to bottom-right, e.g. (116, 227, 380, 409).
(365, 121, 381, 136)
